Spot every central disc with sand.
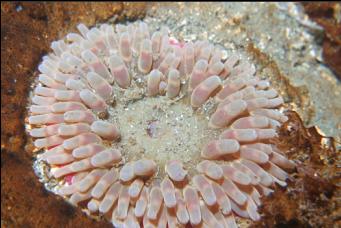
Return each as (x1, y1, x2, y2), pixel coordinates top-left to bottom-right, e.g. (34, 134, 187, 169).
(111, 92, 220, 179)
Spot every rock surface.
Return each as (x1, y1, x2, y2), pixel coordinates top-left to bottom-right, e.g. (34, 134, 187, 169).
(303, 2, 341, 80)
(1, 2, 146, 227)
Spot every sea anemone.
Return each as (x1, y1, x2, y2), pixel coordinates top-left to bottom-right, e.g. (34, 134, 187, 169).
(27, 21, 295, 227)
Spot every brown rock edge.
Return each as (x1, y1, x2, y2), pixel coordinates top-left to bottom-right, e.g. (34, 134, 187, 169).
(251, 111, 339, 228)
(247, 38, 339, 228)
(1, 2, 146, 227)
(303, 2, 341, 80)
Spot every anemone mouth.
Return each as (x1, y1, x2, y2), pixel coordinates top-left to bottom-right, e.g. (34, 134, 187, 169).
(26, 19, 295, 227)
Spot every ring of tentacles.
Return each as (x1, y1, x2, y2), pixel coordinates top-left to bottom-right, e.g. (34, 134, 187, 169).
(27, 21, 296, 228)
